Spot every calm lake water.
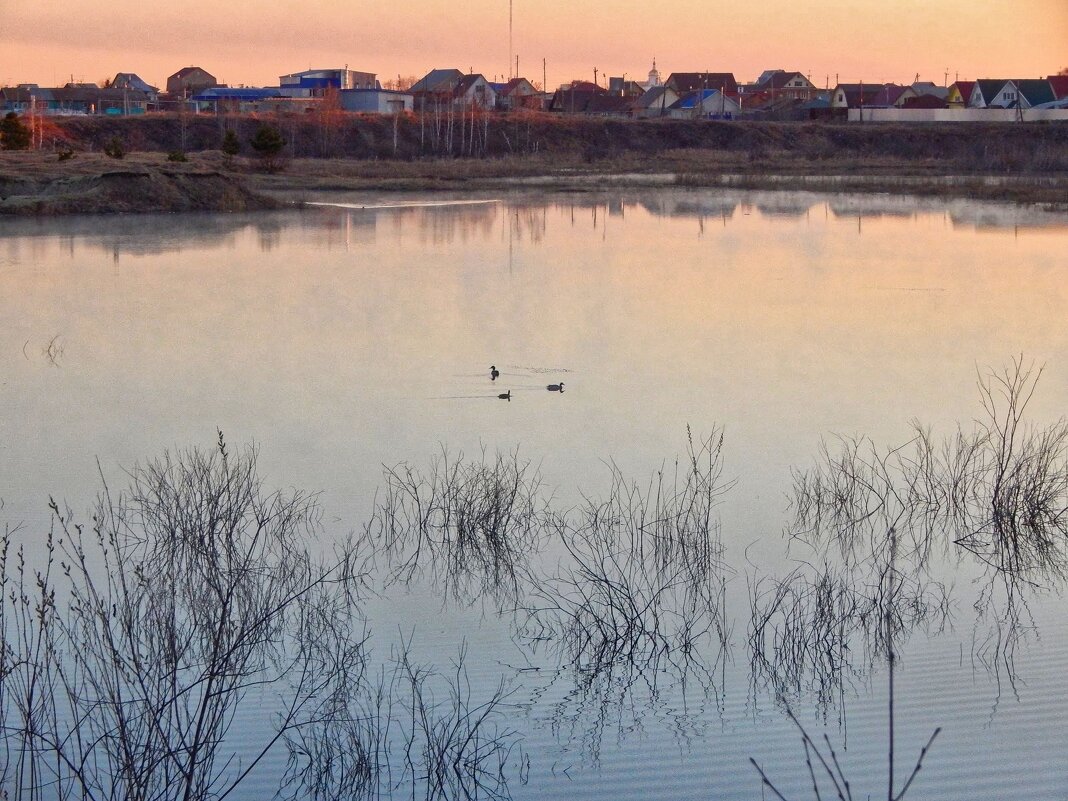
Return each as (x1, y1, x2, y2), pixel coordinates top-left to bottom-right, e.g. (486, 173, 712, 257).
(1, 189, 1067, 800)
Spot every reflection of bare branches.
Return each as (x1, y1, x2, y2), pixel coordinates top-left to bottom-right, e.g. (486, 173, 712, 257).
(786, 357, 1067, 714)
(368, 446, 546, 607)
(522, 429, 732, 673)
(790, 358, 1068, 582)
(532, 647, 719, 766)
(956, 359, 1068, 577)
(283, 639, 527, 801)
(0, 433, 370, 801)
(748, 554, 950, 710)
(514, 430, 733, 761)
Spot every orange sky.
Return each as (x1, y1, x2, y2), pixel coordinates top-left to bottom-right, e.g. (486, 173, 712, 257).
(2, 0, 1065, 90)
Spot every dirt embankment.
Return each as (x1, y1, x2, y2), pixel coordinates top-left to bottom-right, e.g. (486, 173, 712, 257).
(0, 153, 279, 215)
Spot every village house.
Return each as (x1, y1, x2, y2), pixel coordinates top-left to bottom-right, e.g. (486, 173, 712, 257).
(549, 81, 605, 114)
(667, 89, 740, 119)
(409, 69, 495, 110)
(2, 83, 149, 115)
(664, 72, 738, 96)
(453, 74, 496, 109)
(491, 78, 540, 110)
(967, 78, 1054, 109)
(1048, 75, 1068, 100)
(633, 85, 679, 118)
(166, 66, 220, 99)
(830, 83, 915, 109)
(110, 73, 159, 104)
(752, 70, 819, 101)
(946, 80, 975, 108)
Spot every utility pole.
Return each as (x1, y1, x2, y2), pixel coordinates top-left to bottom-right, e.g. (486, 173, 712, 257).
(508, 0, 513, 80)
(543, 57, 546, 92)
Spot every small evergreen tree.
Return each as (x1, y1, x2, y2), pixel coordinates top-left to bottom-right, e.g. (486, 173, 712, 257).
(103, 136, 125, 159)
(221, 128, 241, 165)
(249, 124, 286, 171)
(0, 112, 31, 150)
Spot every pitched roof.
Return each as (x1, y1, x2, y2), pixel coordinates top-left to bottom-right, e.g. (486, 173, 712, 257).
(949, 80, 975, 102)
(903, 93, 948, 109)
(635, 85, 676, 109)
(974, 79, 1010, 104)
(1015, 79, 1055, 106)
(672, 89, 730, 110)
(758, 71, 811, 90)
(497, 77, 535, 96)
(550, 87, 602, 112)
(171, 66, 215, 80)
(453, 74, 489, 96)
(910, 82, 948, 99)
(1048, 75, 1068, 99)
(666, 72, 738, 94)
(755, 69, 784, 86)
(409, 69, 463, 94)
(112, 73, 158, 93)
(584, 94, 634, 114)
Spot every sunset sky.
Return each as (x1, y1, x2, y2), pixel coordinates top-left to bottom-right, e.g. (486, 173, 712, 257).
(3, 0, 1065, 90)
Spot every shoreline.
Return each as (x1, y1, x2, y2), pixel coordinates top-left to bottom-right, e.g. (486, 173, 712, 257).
(2, 150, 1067, 215)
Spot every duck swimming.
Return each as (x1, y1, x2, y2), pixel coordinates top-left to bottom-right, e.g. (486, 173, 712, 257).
(490, 365, 500, 380)
(498, 390, 511, 401)
(546, 382, 565, 392)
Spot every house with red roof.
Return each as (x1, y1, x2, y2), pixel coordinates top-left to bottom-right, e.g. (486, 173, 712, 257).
(946, 80, 975, 108)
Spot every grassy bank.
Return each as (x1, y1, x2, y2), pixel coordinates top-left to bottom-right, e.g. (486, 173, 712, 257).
(2, 114, 1068, 214)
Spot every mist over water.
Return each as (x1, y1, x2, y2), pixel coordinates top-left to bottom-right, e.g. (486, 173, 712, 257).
(1, 189, 1067, 800)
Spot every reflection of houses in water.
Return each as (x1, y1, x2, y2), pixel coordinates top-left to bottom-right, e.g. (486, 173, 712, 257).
(828, 197, 918, 220)
(949, 205, 1068, 233)
(0, 213, 283, 260)
(754, 200, 812, 218)
(637, 196, 738, 220)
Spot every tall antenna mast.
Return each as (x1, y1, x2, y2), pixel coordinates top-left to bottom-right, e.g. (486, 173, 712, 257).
(509, 0, 513, 80)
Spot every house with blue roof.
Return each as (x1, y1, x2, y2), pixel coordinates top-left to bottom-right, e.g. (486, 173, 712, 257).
(667, 89, 740, 119)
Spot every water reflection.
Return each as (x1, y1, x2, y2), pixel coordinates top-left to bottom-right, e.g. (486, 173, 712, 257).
(3, 190, 1067, 265)
(3, 191, 1068, 801)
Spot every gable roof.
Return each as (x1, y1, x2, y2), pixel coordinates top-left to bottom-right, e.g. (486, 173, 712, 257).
(910, 82, 948, 99)
(550, 87, 603, 112)
(112, 73, 158, 93)
(1015, 79, 1055, 107)
(171, 66, 215, 81)
(497, 77, 536, 96)
(833, 83, 905, 107)
(635, 85, 676, 109)
(1048, 75, 1068, 99)
(666, 72, 738, 94)
(453, 74, 489, 96)
(903, 93, 948, 109)
(672, 89, 729, 110)
(973, 79, 1011, 104)
(758, 71, 812, 90)
(949, 80, 975, 102)
(584, 94, 634, 114)
(409, 69, 463, 94)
